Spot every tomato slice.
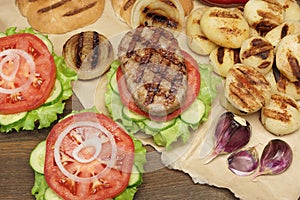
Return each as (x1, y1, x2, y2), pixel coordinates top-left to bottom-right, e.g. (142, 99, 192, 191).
(117, 50, 201, 122)
(44, 112, 135, 200)
(0, 33, 56, 114)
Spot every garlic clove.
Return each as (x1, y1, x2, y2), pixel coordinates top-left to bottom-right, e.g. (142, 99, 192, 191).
(228, 146, 259, 176)
(204, 112, 251, 164)
(252, 139, 293, 180)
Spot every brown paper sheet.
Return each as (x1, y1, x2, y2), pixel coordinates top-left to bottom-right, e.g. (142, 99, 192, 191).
(1, 1, 300, 200)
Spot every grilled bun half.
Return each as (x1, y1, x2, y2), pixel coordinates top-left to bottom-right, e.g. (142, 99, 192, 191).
(17, 0, 105, 34)
(15, 0, 33, 16)
(225, 64, 271, 114)
(261, 93, 300, 136)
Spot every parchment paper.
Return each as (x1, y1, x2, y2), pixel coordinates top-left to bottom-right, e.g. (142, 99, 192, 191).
(1, 1, 299, 200)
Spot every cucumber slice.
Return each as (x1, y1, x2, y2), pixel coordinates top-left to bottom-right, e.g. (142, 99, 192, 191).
(34, 33, 54, 53)
(0, 112, 27, 126)
(144, 118, 176, 131)
(122, 106, 146, 122)
(44, 79, 62, 105)
(30, 140, 46, 174)
(45, 188, 62, 200)
(110, 70, 119, 94)
(181, 99, 205, 125)
(128, 165, 142, 187)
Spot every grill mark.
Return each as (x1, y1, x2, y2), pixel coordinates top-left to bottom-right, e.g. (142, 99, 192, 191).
(123, 0, 136, 11)
(242, 39, 273, 59)
(229, 82, 258, 111)
(75, 32, 84, 68)
(287, 51, 300, 80)
(233, 49, 241, 63)
(63, 1, 97, 17)
(219, 27, 243, 36)
(256, 10, 282, 25)
(281, 24, 289, 39)
(144, 83, 160, 105)
(258, 61, 271, 69)
(235, 67, 270, 88)
(135, 64, 147, 83)
(128, 48, 185, 107)
(217, 48, 240, 65)
(29, 0, 38, 2)
(272, 93, 298, 109)
(127, 27, 143, 58)
(217, 47, 225, 64)
(139, 49, 184, 106)
(197, 35, 209, 41)
(210, 10, 240, 19)
(38, 0, 71, 14)
(231, 67, 269, 106)
(251, 38, 272, 57)
(161, 0, 176, 8)
(262, 109, 290, 123)
(127, 49, 185, 74)
(91, 31, 100, 69)
(145, 12, 179, 29)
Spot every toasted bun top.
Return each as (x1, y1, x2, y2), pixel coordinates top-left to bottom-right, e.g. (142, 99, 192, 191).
(17, 0, 105, 34)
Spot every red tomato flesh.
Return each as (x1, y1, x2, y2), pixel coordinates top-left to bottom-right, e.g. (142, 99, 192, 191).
(44, 112, 135, 200)
(117, 50, 201, 122)
(0, 33, 56, 114)
(199, 0, 248, 7)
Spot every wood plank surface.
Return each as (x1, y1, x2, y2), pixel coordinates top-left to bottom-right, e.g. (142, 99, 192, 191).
(0, 95, 237, 200)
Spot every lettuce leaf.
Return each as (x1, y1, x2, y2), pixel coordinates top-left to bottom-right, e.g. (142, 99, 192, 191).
(31, 172, 48, 200)
(105, 60, 220, 149)
(0, 27, 77, 133)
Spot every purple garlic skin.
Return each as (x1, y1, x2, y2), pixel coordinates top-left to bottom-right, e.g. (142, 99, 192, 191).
(205, 112, 251, 164)
(228, 146, 259, 176)
(253, 139, 293, 180)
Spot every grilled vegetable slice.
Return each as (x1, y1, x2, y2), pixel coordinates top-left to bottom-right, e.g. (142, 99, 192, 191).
(63, 31, 114, 80)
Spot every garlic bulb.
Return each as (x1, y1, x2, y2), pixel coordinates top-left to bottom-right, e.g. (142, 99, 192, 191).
(205, 112, 251, 164)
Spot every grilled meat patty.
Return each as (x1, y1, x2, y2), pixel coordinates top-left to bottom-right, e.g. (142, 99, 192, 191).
(118, 26, 188, 117)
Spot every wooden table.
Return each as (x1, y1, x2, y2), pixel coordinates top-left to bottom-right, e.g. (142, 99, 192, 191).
(0, 94, 237, 200)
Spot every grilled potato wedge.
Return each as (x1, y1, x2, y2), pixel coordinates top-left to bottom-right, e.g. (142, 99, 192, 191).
(209, 47, 240, 77)
(200, 7, 250, 49)
(186, 6, 218, 56)
(239, 36, 274, 75)
(244, 0, 284, 36)
(261, 93, 300, 136)
(276, 33, 300, 82)
(225, 64, 271, 114)
(265, 21, 300, 53)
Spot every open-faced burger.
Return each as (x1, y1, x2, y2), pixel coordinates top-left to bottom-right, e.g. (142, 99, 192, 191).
(103, 26, 220, 149)
(30, 110, 146, 200)
(0, 27, 77, 132)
